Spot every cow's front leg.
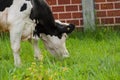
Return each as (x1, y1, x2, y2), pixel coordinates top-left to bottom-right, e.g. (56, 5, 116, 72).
(33, 37, 43, 61)
(10, 29, 22, 67)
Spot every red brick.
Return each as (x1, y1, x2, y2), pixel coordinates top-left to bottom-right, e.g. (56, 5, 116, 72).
(80, 19, 83, 25)
(67, 20, 80, 25)
(115, 18, 120, 23)
(95, 0, 105, 3)
(95, 4, 100, 10)
(52, 6, 64, 12)
(53, 13, 59, 19)
(107, 10, 120, 17)
(96, 11, 107, 17)
(79, 5, 82, 11)
(58, 0, 70, 4)
(101, 18, 114, 24)
(47, 0, 57, 5)
(101, 3, 114, 9)
(66, 5, 78, 11)
(72, 12, 82, 18)
(115, 3, 120, 9)
(71, 0, 81, 4)
(59, 13, 71, 19)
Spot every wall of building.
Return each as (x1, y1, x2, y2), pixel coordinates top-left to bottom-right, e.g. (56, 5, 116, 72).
(95, 0, 120, 26)
(47, 0, 120, 27)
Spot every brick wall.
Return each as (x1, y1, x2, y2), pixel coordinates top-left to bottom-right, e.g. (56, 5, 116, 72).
(47, 0, 120, 27)
(95, 0, 120, 26)
(47, 0, 82, 27)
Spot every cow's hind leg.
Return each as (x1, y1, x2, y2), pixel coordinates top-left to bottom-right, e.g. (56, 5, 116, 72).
(33, 37, 43, 61)
(10, 28, 22, 67)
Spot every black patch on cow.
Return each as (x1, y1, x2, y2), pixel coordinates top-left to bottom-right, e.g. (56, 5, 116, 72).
(0, 0, 13, 11)
(34, 22, 75, 39)
(30, 0, 75, 39)
(20, 3, 27, 12)
(30, 0, 55, 28)
(33, 23, 62, 38)
(30, 0, 56, 37)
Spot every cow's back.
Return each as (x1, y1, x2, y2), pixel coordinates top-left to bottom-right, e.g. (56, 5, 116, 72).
(0, 0, 13, 11)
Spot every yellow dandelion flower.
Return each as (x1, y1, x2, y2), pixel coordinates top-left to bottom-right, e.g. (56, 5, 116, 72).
(25, 77, 30, 80)
(49, 76, 53, 80)
(32, 62, 36, 65)
(63, 67, 69, 72)
(13, 75, 17, 80)
(28, 67, 32, 71)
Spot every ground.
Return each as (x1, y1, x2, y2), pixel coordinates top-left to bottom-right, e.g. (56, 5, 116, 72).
(0, 29, 120, 80)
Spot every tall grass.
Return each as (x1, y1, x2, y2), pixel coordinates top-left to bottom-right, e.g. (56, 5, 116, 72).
(0, 29, 120, 80)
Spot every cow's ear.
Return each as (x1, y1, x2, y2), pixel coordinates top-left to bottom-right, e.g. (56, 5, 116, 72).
(56, 22, 75, 34)
(59, 24, 75, 34)
(65, 24, 75, 34)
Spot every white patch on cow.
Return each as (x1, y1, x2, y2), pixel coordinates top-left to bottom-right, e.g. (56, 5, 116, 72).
(40, 33, 69, 58)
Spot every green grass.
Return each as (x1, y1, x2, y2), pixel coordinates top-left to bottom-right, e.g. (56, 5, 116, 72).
(0, 29, 120, 80)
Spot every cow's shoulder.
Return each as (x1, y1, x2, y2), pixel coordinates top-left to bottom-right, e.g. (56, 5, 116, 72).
(0, 0, 13, 11)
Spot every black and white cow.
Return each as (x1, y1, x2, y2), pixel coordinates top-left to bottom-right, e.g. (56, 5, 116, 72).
(0, 0, 75, 67)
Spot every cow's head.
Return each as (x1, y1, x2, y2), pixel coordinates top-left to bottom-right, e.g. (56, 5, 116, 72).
(30, 0, 75, 58)
(37, 20, 75, 58)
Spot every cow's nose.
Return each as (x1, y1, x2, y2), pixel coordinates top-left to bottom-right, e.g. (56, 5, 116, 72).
(62, 52, 69, 58)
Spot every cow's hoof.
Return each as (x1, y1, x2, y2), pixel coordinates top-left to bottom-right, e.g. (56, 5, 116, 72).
(14, 62, 21, 67)
(14, 58, 21, 67)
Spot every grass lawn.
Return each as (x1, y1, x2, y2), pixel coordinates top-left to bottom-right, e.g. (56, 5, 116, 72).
(0, 29, 120, 80)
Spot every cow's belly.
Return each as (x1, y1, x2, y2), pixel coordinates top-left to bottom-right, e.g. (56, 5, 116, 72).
(0, 8, 9, 32)
(21, 20, 35, 41)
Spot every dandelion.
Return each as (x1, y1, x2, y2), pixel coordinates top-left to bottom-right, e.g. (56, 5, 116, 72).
(28, 67, 32, 71)
(62, 67, 69, 72)
(54, 72, 58, 76)
(13, 75, 17, 80)
(24, 77, 30, 80)
(31, 62, 36, 65)
(49, 75, 53, 80)
(39, 64, 43, 69)
(37, 75, 43, 80)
